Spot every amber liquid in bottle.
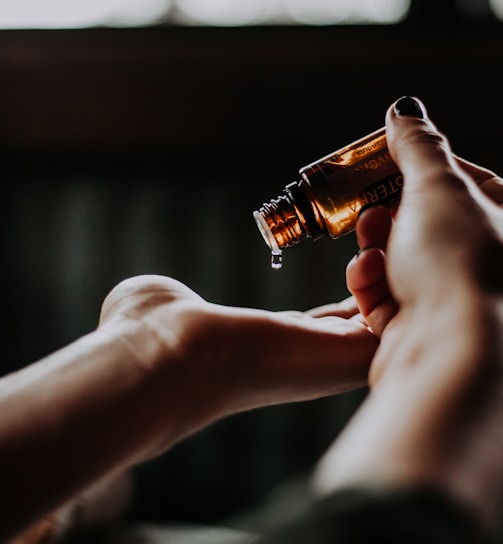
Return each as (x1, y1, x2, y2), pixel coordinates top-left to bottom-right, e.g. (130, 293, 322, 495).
(253, 127, 402, 269)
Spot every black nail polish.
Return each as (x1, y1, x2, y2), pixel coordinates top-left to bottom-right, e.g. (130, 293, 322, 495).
(394, 96, 425, 118)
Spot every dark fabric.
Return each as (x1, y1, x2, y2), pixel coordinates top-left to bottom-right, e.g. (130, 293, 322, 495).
(256, 487, 488, 544)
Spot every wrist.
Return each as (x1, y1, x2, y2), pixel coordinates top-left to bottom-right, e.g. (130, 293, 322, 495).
(315, 291, 503, 527)
(103, 305, 232, 458)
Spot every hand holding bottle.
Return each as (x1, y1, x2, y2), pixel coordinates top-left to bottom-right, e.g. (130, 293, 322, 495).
(347, 96, 503, 382)
(315, 97, 503, 528)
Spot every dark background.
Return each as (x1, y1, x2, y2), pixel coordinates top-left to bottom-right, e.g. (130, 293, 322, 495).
(2, 1, 503, 529)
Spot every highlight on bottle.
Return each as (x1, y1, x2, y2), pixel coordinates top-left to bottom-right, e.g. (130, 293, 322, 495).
(253, 127, 403, 269)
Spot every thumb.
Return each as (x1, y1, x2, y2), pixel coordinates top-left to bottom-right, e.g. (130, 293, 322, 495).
(386, 96, 477, 244)
(385, 97, 500, 300)
(385, 96, 467, 251)
(386, 96, 462, 197)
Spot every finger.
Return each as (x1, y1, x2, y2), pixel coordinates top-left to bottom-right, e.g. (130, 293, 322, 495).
(306, 295, 360, 319)
(386, 97, 484, 261)
(346, 248, 397, 336)
(386, 96, 463, 196)
(231, 310, 379, 406)
(455, 156, 503, 206)
(384, 97, 502, 304)
(356, 206, 393, 251)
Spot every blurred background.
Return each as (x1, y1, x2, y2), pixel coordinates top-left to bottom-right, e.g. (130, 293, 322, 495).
(2, 0, 503, 532)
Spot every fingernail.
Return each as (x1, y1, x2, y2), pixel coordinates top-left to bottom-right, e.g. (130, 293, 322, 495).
(349, 249, 362, 266)
(394, 96, 425, 118)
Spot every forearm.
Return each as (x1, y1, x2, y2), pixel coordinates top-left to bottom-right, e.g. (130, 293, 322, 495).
(0, 322, 191, 541)
(0, 274, 378, 541)
(9, 470, 133, 544)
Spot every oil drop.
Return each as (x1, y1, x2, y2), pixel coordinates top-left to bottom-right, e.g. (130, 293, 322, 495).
(271, 250, 283, 270)
(254, 210, 284, 271)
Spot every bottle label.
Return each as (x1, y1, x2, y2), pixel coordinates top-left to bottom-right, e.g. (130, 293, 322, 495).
(303, 145, 400, 203)
(352, 149, 394, 175)
(358, 173, 404, 210)
(300, 143, 402, 238)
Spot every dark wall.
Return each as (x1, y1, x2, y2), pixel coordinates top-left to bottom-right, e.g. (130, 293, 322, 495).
(2, 22, 502, 525)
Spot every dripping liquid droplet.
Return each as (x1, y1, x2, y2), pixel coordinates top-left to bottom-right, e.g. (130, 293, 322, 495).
(253, 211, 283, 270)
(271, 250, 283, 270)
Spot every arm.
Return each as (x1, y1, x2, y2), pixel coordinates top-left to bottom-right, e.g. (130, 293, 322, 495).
(314, 97, 503, 529)
(1, 277, 377, 542)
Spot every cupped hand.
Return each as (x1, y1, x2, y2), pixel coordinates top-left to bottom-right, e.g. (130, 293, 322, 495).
(99, 275, 377, 430)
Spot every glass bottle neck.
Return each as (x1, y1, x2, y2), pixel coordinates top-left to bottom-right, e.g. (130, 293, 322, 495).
(253, 181, 322, 251)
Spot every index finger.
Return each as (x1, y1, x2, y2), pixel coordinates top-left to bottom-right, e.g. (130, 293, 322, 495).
(455, 156, 503, 206)
(306, 296, 360, 319)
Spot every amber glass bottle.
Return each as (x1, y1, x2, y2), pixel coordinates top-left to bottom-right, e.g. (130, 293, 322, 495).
(253, 127, 402, 268)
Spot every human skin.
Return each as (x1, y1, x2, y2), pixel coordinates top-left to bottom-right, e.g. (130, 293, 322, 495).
(0, 276, 377, 541)
(7, 96, 502, 543)
(313, 97, 503, 529)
